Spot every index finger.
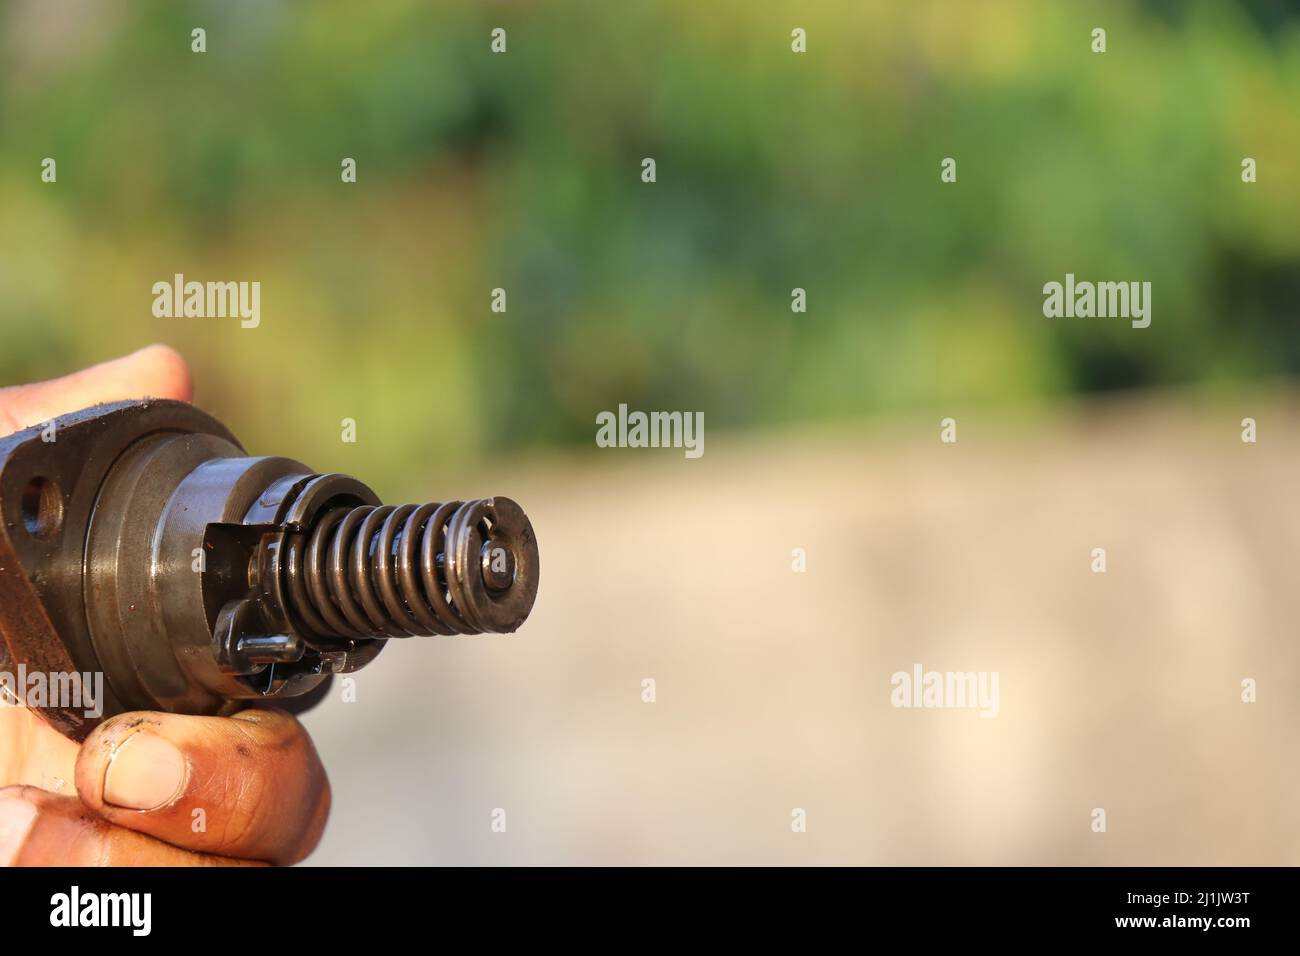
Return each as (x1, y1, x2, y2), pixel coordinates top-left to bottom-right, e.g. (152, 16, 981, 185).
(0, 344, 192, 436)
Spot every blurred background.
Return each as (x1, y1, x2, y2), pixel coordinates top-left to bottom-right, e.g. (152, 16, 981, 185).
(1, 0, 1298, 864)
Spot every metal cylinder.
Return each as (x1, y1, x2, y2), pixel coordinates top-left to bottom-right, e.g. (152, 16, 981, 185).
(0, 399, 540, 730)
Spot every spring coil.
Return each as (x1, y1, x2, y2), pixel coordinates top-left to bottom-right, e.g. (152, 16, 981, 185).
(281, 500, 493, 639)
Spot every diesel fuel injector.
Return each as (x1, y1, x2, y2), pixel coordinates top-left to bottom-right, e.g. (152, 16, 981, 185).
(0, 399, 539, 741)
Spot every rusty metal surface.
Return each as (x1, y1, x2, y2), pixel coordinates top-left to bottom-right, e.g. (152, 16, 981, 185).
(0, 400, 241, 739)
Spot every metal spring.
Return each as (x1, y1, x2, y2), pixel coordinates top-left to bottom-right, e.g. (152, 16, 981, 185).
(281, 500, 493, 639)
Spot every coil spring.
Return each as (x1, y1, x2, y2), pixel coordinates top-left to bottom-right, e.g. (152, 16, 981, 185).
(281, 500, 503, 639)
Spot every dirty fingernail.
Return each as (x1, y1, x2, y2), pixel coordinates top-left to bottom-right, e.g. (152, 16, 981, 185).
(0, 795, 39, 865)
(103, 733, 186, 810)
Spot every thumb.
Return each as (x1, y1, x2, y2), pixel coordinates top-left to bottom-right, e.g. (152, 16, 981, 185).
(74, 708, 330, 865)
(0, 345, 192, 436)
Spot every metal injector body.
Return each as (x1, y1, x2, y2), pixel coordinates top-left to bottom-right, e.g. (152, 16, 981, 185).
(0, 399, 539, 741)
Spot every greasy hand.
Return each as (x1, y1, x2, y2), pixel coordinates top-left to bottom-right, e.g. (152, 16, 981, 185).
(0, 347, 330, 865)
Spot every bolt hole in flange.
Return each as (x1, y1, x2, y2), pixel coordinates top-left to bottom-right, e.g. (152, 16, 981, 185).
(21, 476, 64, 539)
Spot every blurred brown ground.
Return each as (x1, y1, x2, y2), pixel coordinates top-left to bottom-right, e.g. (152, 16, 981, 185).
(302, 389, 1300, 865)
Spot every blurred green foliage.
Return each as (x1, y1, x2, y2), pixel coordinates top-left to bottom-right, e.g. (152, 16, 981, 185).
(1, 0, 1297, 492)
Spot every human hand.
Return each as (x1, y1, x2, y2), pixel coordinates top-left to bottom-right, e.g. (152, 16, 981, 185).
(0, 346, 330, 865)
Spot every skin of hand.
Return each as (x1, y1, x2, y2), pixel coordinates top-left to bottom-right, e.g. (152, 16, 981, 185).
(0, 346, 330, 866)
